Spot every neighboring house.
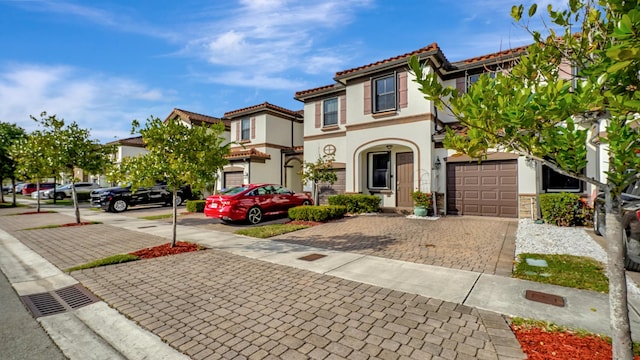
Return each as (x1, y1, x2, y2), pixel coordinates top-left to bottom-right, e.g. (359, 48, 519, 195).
(295, 43, 603, 218)
(222, 102, 305, 192)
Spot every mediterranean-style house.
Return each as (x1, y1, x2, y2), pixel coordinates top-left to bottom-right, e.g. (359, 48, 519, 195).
(102, 105, 306, 193)
(294, 43, 606, 218)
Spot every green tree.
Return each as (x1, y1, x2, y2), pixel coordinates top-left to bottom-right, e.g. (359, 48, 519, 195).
(29, 112, 116, 223)
(111, 116, 230, 247)
(301, 154, 337, 205)
(409, 1, 639, 357)
(11, 130, 57, 212)
(0, 122, 26, 206)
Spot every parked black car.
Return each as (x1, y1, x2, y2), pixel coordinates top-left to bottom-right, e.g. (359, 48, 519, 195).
(593, 180, 640, 270)
(90, 182, 192, 213)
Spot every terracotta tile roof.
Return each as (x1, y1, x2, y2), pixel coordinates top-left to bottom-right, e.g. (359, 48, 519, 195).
(283, 145, 304, 154)
(294, 83, 342, 99)
(225, 148, 271, 160)
(223, 102, 302, 119)
(334, 43, 441, 79)
(455, 45, 529, 65)
(107, 135, 145, 147)
(168, 108, 230, 128)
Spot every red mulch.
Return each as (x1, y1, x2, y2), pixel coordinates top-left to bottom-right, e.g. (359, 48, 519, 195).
(130, 242, 203, 259)
(59, 222, 94, 227)
(512, 325, 640, 359)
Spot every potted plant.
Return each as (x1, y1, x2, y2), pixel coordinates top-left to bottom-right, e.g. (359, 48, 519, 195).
(411, 190, 432, 216)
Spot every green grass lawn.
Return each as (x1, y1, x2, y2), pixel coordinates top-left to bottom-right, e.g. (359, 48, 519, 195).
(140, 214, 174, 220)
(513, 253, 609, 293)
(0, 202, 26, 208)
(65, 254, 139, 272)
(235, 223, 311, 238)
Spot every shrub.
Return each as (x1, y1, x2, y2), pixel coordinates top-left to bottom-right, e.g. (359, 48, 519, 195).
(186, 200, 206, 213)
(77, 192, 92, 201)
(327, 194, 380, 213)
(539, 193, 593, 227)
(410, 191, 432, 208)
(288, 205, 347, 222)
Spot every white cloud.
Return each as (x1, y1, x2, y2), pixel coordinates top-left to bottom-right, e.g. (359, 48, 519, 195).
(182, 0, 372, 88)
(0, 63, 170, 142)
(204, 71, 306, 91)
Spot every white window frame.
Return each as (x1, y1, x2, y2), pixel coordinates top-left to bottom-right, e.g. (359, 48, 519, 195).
(542, 165, 583, 193)
(241, 118, 250, 140)
(368, 151, 391, 190)
(373, 73, 396, 113)
(323, 98, 338, 127)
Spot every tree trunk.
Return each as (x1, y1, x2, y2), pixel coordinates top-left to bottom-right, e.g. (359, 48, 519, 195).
(72, 183, 81, 223)
(11, 178, 16, 207)
(171, 190, 177, 248)
(36, 181, 41, 213)
(605, 190, 633, 359)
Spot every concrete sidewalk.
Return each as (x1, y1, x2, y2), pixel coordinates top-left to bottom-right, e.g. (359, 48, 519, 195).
(0, 205, 638, 359)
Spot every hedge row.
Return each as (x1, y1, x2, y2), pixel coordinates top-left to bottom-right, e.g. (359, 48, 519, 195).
(327, 194, 380, 213)
(288, 205, 347, 222)
(186, 200, 206, 213)
(539, 193, 592, 227)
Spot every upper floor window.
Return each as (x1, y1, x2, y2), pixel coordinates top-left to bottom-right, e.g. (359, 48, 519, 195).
(374, 74, 396, 112)
(241, 118, 250, 140)
(323, 98, 338, 126)
(467, 72, 496, 92)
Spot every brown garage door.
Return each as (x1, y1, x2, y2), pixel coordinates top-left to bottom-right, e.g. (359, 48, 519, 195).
(224, 172, 244, 189)
(446, 160, 518, 218)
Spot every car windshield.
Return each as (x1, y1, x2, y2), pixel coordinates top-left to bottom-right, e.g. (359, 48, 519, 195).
(221, 186, 249, 195)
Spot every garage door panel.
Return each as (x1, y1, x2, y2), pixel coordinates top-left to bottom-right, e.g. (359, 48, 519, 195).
(224, 172, 244, 188)
(447, 160, 518, 218)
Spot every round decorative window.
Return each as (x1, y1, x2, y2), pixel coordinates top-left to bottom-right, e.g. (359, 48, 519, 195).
(323, 144, 336, 155)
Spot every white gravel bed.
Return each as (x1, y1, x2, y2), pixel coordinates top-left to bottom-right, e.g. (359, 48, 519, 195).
(515, 219, 607, 263)
(515, 218, 640, 296)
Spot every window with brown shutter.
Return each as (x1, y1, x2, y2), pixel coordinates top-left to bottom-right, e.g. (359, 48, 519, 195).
(315, 102, 321, 128)
(398, 71, 408, 108)
(250, 117, 256, 139)
(363, 81, 371, 115)
(456, 77, 466, 94)
(235, 121, 240, 141)
(339, 95, 346, 124)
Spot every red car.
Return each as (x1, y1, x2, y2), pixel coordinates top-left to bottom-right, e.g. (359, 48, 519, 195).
(21, 182, 58, 195)
(205, 184, 313, 224)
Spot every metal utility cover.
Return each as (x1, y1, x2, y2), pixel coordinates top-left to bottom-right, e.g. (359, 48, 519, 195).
(298, 254, 327, 262)
(21, 284, 100, 318)
(525, 289, 565, 307)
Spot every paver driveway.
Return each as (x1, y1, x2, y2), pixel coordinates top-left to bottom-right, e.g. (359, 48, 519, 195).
(271, 215, 518, 275)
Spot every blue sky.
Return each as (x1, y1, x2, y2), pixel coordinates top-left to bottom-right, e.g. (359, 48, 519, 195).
(0, 0, 561, 142)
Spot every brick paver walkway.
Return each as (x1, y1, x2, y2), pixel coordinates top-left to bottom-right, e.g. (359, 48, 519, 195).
(0, 206, 525, 359)
(272, 215, 517, 274)
(73, 250, 521, 360)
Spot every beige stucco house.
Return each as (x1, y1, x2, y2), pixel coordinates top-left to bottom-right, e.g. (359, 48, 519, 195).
(295, 43, 605, 218)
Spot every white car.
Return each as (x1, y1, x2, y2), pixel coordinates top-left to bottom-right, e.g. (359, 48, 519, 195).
(31, 189, 51, 199)
(44, 182, 102, 200)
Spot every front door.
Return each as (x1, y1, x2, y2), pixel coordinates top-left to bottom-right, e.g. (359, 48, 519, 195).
(396, 152, 414, 207)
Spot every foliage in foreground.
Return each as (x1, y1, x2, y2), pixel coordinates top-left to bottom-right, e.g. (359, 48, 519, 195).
(328, 194, 381, 213)
(513, 253, 608, 293)
(235, 224, 311, 238)
(65, 254, 139, 272)
(288, 205, 347, 222)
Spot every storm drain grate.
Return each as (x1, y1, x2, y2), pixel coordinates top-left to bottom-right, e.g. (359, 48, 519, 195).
(55, 284, 100, 309)
(298, 253, 327, 262)
(21, 284, 100, 318)
(138, 225, 157, 229)
(525, 289, 565, 307)
(21, 292, 66, 317)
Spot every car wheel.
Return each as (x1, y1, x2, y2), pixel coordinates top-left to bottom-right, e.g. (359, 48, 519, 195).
(174, 195, 183, 206)
(593, 206, 605, 236)
(110, 199, 128, 213)
(302, 200, 311, 206)
(247, 207, 262, 224)
(624, 229, 640, 272)
(55, 193, 65, 200)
